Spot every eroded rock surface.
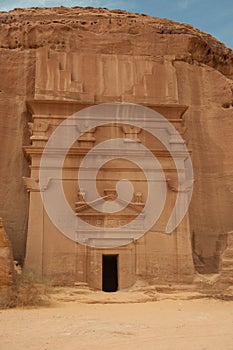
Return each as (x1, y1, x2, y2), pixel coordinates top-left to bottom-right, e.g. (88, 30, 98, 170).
(0, 7, 232, 274)
(218, 231, 233, 285)
(0, 218, 14, 307)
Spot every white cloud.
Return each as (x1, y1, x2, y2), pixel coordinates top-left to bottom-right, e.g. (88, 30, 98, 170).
(178, 0, 189, 9)
(0, 0, 123, 11)
(69, 0, 122, 8)
(67, 0, 102, 6)
(0, 0, 42, 11)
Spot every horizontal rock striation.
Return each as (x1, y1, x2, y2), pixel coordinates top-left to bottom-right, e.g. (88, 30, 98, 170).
(0, 7, 232, 79)
(0, 6, 232, 275)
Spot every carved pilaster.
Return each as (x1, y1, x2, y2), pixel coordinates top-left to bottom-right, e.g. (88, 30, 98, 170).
(29, 120, 50, 146)
(78, 128, 96, 148)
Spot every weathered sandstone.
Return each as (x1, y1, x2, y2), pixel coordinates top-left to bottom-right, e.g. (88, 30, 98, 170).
(0, 218, 14, 306)
(0, 7, 232, 282)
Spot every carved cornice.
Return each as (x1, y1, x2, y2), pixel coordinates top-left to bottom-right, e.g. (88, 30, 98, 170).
(26, 99, 188, 120)
(26, 99, 92, 116)
(23, 146, 191, 158)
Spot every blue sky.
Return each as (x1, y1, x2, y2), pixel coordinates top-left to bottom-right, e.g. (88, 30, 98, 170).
(0, 0, 232, 49)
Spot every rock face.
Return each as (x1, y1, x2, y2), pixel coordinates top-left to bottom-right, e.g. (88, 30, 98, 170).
(0, 6, 232, 277)
(0, 218, 14, 306)
(217, 232, 233, 285)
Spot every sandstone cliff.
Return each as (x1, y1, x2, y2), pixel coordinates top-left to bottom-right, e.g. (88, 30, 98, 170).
(0, 218, 14, 307)
(0, 6, 232, 272)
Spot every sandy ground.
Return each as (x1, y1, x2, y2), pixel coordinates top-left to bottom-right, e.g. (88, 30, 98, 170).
(0, 294, 233, 350)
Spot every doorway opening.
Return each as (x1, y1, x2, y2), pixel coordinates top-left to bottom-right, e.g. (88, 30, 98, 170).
(102, 255, 118, 292)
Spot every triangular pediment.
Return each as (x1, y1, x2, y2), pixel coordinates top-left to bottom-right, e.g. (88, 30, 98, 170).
(75, 194, 144, 215)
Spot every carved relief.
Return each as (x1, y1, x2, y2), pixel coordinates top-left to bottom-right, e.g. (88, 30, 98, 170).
(28, 120, 50, 144)
(78, 127, 96, 148)
(134, 192, 143, 203)
(22, 177, 40, 192)
(23, 37, 195, 288)
(104, 189, 117, 197)
(77, 190, 86, 203)
(121, 125, 141, 142)
(23, 177, 52, 192)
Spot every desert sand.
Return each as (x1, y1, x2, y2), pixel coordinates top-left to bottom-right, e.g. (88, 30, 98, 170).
(0, 294, 233, 350)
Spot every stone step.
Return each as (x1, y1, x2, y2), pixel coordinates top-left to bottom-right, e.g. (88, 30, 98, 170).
(74, 282, 89, 289)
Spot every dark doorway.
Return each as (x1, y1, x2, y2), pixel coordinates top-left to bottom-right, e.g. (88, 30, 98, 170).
(102, 255, 118, 292)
